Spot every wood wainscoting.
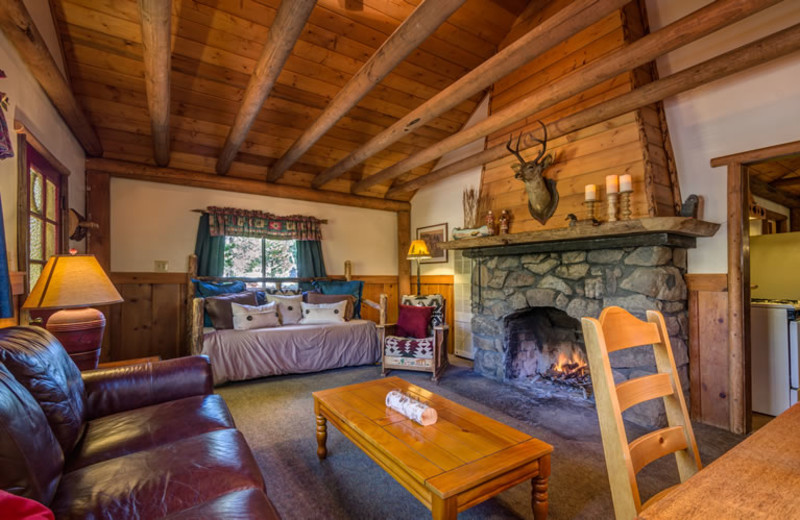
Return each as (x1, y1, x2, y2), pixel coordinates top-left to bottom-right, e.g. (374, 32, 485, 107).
(686, 273, 729, 429)
(103, 272, 454, 362)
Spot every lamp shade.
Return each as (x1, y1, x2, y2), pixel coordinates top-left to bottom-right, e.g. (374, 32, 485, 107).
(23, 254, 123, 310)
(407, 240, 431, 260)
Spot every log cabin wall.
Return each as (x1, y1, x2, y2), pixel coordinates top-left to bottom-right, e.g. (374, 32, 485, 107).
(482, 0, 679, 231)
(101, 272, 454, 362)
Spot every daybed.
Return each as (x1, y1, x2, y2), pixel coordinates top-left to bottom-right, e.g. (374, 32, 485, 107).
(189, 278, 385, 385)
(0, 326, 279, 519)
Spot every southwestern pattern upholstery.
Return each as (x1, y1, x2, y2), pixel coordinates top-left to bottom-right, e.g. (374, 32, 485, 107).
(380, 294, 448, 382)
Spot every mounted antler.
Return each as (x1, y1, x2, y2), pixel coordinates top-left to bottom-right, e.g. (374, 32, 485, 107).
(506, 120, 558, 225)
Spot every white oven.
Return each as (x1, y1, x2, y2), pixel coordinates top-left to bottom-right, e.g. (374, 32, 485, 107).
(751, 300, 800, 416)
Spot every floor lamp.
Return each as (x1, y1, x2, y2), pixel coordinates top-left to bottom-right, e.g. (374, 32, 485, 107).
(407, 240, 431, 296)
(22, 254, 123, 370)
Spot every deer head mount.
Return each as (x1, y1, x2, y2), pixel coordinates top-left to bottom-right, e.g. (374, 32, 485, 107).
(507, 120, 558, 225)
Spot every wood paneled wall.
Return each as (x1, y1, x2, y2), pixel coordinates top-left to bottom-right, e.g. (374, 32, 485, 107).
(483, 1, 678, 232)
(103, 272, 188, 362)
(103, 272, 454, 362)
(686, 273, 729, 429)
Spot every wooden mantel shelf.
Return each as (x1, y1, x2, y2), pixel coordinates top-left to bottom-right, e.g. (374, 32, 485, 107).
(441, 217, 720, 257)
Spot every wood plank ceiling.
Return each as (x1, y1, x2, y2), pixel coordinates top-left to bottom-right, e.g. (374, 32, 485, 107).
(51, 0, 528, 201)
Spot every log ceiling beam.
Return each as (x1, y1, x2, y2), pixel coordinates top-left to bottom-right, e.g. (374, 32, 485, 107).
(750, 178, 800, 209)
(311, 0, 631, 189)
(266, 0, 466, 183)
(86, 158, 409, 212)
(386, 22, 800, 197)
(353, 0, 781, 195)
(770, 176, 800, 189)
(215, 0, 316, 175)
(0, 0, 102, 156)
(138, 0, 172, 167)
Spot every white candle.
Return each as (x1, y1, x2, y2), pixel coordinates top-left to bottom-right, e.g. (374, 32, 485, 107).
(584, 184, 597, 201)
(606, 175, 619, 194)
(620, 174, 632, 192)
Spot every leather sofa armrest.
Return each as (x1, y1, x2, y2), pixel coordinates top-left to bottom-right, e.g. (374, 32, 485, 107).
(82, 356, 214, 419)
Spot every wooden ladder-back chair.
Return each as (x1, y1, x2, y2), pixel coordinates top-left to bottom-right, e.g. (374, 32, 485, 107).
(580, 306, 702, 519)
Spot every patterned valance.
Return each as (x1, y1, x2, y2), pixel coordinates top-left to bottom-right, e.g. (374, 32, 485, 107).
(207, 206, 323, 240)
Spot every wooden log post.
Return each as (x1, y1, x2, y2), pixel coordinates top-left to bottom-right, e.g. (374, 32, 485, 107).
(138, 0, 172, 167)
(267, 0, 466, 183)
(0, 0, 102, 155)
(215, 0, 316, 175)
(726, 162, 749, 434)
(311, 0, 631, 189)
(86, 158, 411, 212)
(353, 0, 781, 194)
(386, 21, 800, 197)
(398, 211, 411, 298)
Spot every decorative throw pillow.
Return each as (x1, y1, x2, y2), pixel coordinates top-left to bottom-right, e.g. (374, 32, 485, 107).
(313, 280, 364, 318)
(401, 294, 444, 336)
(231, 301, 280, 330)
(205, 291, 257, 330)
(194, 280, 247, 327)
(266, 294, 303, 325)
(306, 293, 355, 321)
(396, 304, 433, 339)
(300, 301, 348, 325)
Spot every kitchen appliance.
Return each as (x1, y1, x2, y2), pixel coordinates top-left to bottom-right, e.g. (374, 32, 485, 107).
(750, 299, 800, 416)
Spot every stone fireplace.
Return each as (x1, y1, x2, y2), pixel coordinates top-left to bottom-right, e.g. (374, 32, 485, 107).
(468, 244, 690, 427)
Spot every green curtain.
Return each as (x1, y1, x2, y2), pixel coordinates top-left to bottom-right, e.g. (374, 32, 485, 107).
(194, 214, 225, 276)
(296, 240, 326, 290)
(0, 195, 13, 318)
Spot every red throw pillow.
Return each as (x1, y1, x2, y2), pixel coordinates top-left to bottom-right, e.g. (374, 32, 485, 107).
(396, 304, 433, 339)
(0, 490, 55, 520)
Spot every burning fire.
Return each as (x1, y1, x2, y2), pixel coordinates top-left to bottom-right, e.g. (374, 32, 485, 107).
(551, 351, 587, 374)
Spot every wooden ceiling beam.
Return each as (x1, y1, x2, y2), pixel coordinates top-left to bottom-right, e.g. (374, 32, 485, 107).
(311, 0, 630, 189)
(86, 158, 409, 212)
(751, 178, 800, 209)
(215, 0, 316, 175)
(353, 0, 781, 194)
(138, 0, 172, 166)
(266, 0, 466, 183)
(386, 22, 800, 197)
(770, 176, 800, 189)
(0, 0, 102, 156)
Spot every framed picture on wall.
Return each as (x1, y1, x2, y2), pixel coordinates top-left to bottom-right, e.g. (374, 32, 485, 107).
(417, 223, 448, 264)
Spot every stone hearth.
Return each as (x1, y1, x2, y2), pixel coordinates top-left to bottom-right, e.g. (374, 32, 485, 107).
(470, 245, 689, 427)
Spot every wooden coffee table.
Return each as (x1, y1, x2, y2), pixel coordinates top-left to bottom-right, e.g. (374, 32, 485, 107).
(313, 377, 553, 519)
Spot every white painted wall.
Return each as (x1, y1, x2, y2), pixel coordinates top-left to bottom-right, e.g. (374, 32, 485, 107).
(109, 178, 398, 274)
(645, 0, 800, 273)
(0, 23, 85, 271)
(410, 94, 490, 276)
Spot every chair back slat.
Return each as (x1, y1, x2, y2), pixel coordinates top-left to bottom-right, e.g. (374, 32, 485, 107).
(616, 373, 673, 413)
(599, 307, 661, 352)
(628, 426, 689, 475)
(582, 306, 702, 519)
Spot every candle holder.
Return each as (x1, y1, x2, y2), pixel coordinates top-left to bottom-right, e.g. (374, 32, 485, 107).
(584, 200, 597, 222)
(607, 192, 619, 222)
(619, 190, 633, 220)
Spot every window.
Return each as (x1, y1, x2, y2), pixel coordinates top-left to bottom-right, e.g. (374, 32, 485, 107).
(25, 145, 64, 289)
(223, 236, 297, 286)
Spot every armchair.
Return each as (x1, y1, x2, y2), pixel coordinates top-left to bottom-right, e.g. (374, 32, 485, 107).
(379, 294, 449, 382)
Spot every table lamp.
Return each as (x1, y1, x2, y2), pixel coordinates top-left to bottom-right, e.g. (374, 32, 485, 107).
(22, 254, 123, 370)
(407, 239, 431, 296)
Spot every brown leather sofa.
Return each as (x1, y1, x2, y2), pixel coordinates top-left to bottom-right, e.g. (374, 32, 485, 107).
(0, 326, 280, 519)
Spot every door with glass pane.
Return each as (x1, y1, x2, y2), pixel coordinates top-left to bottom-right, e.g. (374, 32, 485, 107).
(26, 146, 62, 289)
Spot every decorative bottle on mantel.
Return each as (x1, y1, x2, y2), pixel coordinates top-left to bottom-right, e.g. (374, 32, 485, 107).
(500, 210, 509, 235)
(486, 210, 495, 235)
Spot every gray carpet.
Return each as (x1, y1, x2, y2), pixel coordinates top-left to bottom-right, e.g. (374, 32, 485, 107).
(217, 365, 743, 519)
